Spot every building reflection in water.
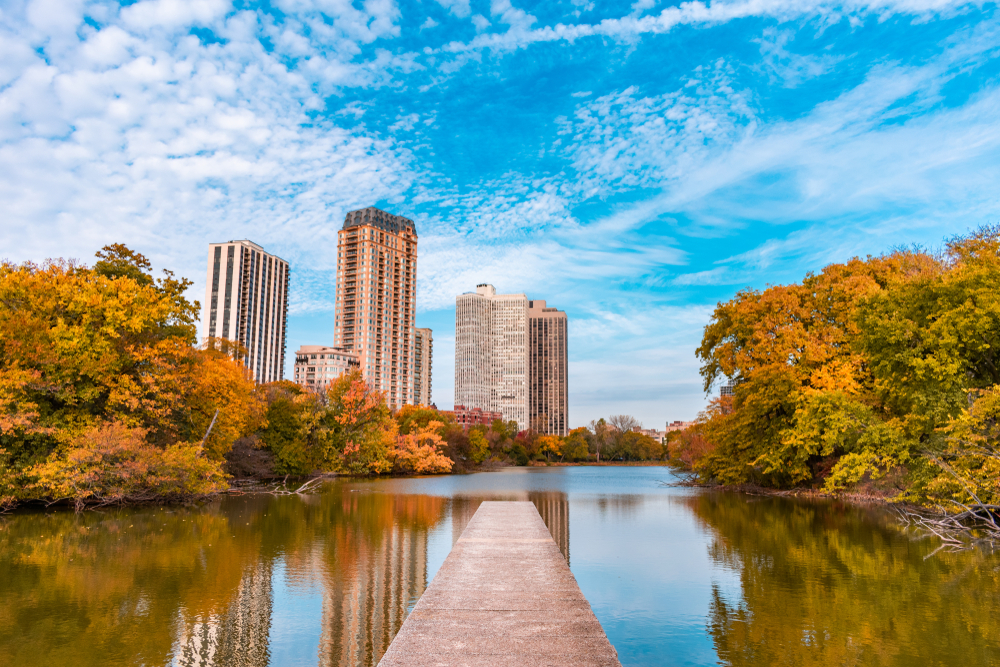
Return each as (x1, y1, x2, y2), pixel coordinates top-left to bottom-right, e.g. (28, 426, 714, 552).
(171, 562, 273, 667)
(529, 491, 569, 564)
(318, 522, 428, 667)
(448, 492, 569, 564)
(164, 490, 569, 667)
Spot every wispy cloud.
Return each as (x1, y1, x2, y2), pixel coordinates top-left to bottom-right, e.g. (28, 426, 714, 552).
(2, 0, 998, 426)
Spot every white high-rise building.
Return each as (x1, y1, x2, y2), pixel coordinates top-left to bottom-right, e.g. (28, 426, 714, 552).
(454, 284, 529, 430)
(203, 240, 288, 383)
(333, 207, 417, 409)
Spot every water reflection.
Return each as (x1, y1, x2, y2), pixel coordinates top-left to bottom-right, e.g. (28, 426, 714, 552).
(2, 468, 998, 667)
(686, 492, 1000, 667)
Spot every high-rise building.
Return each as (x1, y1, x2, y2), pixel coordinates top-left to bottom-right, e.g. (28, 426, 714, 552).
(333, 207, 417, 409)
(528, 300, 568, 436)
(454, 284, 529, 430)
(413, 328, 433, 406)
(203, 240, 288, 383)
(293, 345, 359, 391)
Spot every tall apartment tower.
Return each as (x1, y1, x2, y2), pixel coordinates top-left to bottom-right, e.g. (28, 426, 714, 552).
(413, 328, 433, 406)
(333, 207, 417, 409)
(454, 284, 529, 430)
(528, 300, 568, 436)
(203, 240, 288, 383)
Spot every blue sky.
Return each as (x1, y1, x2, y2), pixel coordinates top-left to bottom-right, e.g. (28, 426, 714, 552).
(2, 0, 999, 428)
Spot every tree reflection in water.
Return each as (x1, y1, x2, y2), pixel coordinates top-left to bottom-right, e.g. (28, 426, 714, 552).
(0, 486, 446, 667)
(685, 492, 1000, 667)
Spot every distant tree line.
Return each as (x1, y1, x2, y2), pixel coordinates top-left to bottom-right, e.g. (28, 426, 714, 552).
(669, 227, 1000, 513)
(0, 245, 665, 510)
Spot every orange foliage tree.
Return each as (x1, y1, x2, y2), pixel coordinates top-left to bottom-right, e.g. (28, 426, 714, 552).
(391, 420, 453, 474)
(325, 370, 394, 475)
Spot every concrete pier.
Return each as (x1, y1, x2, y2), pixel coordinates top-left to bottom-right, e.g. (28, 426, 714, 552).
(378, 501, 622, 667)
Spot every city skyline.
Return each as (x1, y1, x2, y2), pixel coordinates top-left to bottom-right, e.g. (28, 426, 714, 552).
(4, 1, 999, 427)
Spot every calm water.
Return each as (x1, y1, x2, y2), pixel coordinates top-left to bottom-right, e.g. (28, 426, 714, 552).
(1, 467, 998, 666)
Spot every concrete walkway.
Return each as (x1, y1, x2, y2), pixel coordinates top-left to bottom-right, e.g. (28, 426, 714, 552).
(378, 501, 622, 667)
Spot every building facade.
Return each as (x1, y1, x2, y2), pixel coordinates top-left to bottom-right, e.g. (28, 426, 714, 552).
(203, 240, 289, 383)
(333, 207, 418, 410)
(413, 328, 433, 406)
(665, 420, 695, 433)
(293, 346, 359, 391)
(528, 300, 568, 436)
(632, 427, 667, 443)
(445, 405, 504, 431)
(455, 284, 529, 430)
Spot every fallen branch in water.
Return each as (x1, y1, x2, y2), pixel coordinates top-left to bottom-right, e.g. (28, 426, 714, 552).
(894, 502, 1000, 550)
(264, 475, 333, 496)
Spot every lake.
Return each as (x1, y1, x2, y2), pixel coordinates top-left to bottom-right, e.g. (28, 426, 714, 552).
(1, 466, 997, 666)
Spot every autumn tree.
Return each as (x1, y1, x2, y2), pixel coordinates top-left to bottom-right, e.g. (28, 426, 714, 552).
(391, 420, 453, 474)
(562, 427, 591, 462)
(536, 435, 562, 462)
(468, 427, 490, 464)
(324, 370, 394, 475)
(693, 227, 1000, 507)
(0, 245, 268, 505)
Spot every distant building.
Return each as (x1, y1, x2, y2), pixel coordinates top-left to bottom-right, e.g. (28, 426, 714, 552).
(632, 427, 667, 443)
(720, 384, 734, 397)
(446, 404, 504, 431)
(292, 345, 359, 391)
(665, 420, 695, 433)
(413, 328, 433, 406)
(455, 284, 529, 430)
(333, 207, 417, 409)
(203, 240, 289, 383)
(528, 300, 568, 436)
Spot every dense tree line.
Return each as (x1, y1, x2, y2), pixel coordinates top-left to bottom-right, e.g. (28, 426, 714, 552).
(0, 246, 667, 509)
(672, 228, 1000, 509)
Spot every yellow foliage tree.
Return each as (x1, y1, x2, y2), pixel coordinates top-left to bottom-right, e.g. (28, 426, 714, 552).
(0, 245, 267, 505)
(536, 434, 562, 461)
(30, 421, 229, 510)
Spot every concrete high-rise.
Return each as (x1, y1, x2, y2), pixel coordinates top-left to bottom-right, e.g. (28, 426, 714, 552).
(203, 240, 288, 383)
(528, 300, 568, 436)
(454, 284, 529, 430)
(333, 207, 417, 409)
(413, 328, 433, 406)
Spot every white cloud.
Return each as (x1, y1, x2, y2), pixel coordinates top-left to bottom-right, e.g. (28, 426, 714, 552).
(440, 0, 978, 54)
(471, 14, 491, 31)
(121, 0, 232, 30)
(755, 27, 844, 86)
(421, 16, 439, 29)
(434, 0, 470, 18)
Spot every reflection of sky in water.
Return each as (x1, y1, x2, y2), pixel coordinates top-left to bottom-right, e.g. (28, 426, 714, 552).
(267, 559, 323, 667)
(6, 466, 997, 666)
(361, 467, 734, 666)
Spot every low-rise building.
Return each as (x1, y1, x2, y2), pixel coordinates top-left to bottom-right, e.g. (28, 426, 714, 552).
(665, 420, 695, 433)
(293, 345, 359, 391)
(444, 404, 504, 431)
(632, 427, 668, 443)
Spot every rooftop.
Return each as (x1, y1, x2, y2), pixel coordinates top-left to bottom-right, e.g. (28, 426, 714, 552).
(343, 206, 417, 236)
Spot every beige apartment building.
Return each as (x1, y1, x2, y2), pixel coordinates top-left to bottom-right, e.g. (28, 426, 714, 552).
(333, 207, 417, 409)
(292, 345, 359, 391)
(455, 284, 529, 430)
(413, 328, 433, 406)
(528, 300, 568, 436)
(203, 240, 288, 383)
